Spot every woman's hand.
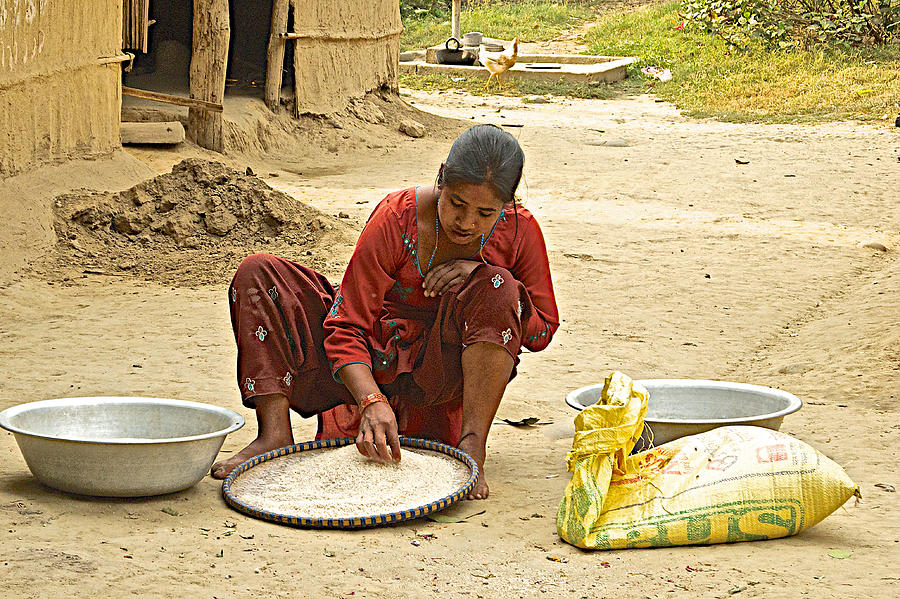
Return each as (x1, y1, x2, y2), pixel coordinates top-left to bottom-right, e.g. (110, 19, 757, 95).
(357, 401, 402, 462)
(423, 259, 480, 297)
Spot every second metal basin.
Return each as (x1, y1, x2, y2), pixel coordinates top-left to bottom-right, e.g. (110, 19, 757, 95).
(565, 379, 803, 446)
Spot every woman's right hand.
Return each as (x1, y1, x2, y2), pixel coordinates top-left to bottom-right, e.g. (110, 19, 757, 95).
(336, 363, 403, 462)
(357, 401, 402, 462)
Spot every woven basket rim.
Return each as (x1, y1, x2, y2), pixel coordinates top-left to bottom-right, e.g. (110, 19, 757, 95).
(222, 436, 479, 529)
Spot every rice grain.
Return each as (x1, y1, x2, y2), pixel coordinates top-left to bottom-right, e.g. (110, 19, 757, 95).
(229, 445, 472, 519)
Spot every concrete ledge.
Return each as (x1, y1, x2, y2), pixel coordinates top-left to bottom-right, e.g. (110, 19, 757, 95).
(399, 56, 635, 84)
(425, 42, 629, 66)
(506, 54, 631, 64)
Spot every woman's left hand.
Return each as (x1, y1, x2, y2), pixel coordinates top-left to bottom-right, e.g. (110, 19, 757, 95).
(423, 259, 480, 297)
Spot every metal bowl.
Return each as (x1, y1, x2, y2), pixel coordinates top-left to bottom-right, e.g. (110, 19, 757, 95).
(481, 43, 505, 52)
(0, 397, 244, 497)
(462, 32, 483, 46)
(565, 379, 802, 446)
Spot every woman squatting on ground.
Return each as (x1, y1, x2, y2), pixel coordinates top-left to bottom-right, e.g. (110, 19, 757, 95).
(211, 124, 559, 499)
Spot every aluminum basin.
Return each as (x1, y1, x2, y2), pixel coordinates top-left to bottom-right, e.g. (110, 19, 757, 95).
(0, 397, 244, 497)
(565, 379, 802, 446)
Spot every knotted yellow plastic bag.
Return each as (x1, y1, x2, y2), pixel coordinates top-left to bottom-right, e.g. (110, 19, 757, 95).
(557, 372, 859, 550)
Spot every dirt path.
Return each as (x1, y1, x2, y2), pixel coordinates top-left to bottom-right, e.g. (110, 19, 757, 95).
(1, 89, 898, 598)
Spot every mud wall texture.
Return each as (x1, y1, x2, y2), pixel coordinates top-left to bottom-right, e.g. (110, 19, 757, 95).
(0, 0, 122, 178)
(294, 0, 401, 114)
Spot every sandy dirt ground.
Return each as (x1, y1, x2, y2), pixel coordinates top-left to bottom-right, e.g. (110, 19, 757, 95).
(1, 87, 898, 599)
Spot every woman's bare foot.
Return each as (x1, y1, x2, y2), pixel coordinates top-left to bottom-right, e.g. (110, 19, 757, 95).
(210, 432, 293, 479)
(458, 434, 489, 500)
(211, 394, 294, 479)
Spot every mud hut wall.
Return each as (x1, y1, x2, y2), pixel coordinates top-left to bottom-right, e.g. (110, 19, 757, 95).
(0, 0, 122, 178)
(293, 0, 400, 114)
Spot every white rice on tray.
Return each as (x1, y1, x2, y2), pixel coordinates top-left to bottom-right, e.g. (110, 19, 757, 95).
(229, 444, 472, 520)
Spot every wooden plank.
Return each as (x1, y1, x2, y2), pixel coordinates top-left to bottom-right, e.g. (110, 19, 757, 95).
(121, 121, 186, 145)
(188, 0, 231, 152)
(265, 0, 291, 110)
(122, 0, 132, 49)
(279, 27, 404, 41)
(141, 0, 150, 53)
(122, 86, 223, 112)
(291, 0, 301, 117)
(122, 0, 151, 53)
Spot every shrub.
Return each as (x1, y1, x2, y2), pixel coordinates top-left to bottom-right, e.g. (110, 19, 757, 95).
(681, 0, 900, 48)
(400, 1, 449, 20)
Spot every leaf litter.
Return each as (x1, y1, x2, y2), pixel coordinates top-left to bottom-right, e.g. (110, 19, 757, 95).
(495, 417, 552, 427)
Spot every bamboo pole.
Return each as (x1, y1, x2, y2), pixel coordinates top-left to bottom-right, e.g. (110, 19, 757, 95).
(98, 53, 134, 66)
(265, 0, 291, 110)
(188, 0, 231, 152)
(452, 0, 461, 40)
(123, 86, 223, 112)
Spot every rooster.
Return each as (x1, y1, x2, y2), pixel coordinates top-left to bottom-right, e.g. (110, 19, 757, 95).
(480, 37, 519, 89)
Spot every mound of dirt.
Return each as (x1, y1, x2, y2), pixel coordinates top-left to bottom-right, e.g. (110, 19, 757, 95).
(45, 159, 354, 286)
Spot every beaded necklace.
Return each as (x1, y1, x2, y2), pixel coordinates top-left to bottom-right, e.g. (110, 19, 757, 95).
(425, 197, 495, 273)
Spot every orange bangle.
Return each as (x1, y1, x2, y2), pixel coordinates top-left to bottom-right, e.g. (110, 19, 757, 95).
(360, 392, 388, 410)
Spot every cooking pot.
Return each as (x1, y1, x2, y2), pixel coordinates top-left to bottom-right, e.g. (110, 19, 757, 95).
(435, 37, 476, 66)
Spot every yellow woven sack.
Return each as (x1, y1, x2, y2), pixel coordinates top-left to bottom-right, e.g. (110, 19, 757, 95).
(557, 372, 860, 550)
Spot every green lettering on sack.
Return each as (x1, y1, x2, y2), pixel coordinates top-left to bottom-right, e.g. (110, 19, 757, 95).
(579, 499, 803, 549)
(625, 522, 671, 549)
(686, 514, 712, 542)
(757, 510, 796, 530)
(726, 512, 771, 542)
(564, 484, 592, 543)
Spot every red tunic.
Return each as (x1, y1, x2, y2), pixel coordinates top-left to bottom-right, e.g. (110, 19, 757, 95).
(322, 187, 559, 385)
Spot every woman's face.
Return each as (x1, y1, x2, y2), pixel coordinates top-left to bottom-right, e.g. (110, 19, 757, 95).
(438, 181, 505, 246)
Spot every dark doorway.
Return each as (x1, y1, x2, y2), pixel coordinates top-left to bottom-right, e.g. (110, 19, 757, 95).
(123, 0, 294, 97)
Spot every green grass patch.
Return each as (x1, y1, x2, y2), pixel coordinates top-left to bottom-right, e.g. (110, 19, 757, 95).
(583, 3, 900, 123)
(400, 1, 900, 124)
(401, 0, 599, 51)
(399, 72, 619, 99)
